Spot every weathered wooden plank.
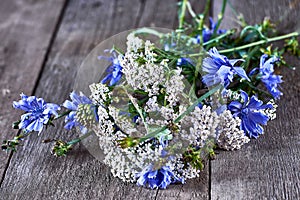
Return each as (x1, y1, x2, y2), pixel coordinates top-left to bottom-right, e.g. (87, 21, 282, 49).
(0, 0, 147, 198)
(214, 0, 300, 33)
(137, 0, 178, 28)
(0, 0, 203, 199)
(211, 1, 300, 199)
(0, 0, 66, 183)
(155, 172, 209, 200)
(211, 63, 300, 200)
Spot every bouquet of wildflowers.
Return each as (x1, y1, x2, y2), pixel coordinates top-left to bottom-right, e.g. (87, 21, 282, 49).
(2, 0, 299, 189)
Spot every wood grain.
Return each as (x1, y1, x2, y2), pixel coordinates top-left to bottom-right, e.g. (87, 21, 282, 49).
(213, 0, 300, 33)
(0, 0, 210, 199)
(211, 58, 300, 200)
(211, 1, 300, 199)
(0, 0, 66, 183)
(1, 0, 299, 199)
(0, 0, 147, 199)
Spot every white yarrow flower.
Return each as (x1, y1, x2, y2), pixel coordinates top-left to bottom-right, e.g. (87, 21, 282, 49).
(217, 110, 250, 150)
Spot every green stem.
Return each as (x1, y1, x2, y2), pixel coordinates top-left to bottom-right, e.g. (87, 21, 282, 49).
(213, 0, 227, 37)
(133, 28, 163, 38)
(54, 110, 71, 120)
(179, 0, 188, 30)
(186, 30, 235, 57)
(244, 81, 271, 97)
(138, 85, 222, 143)
(188, 32, 299, 56)
(154, 47, 170, 57)
(175, 84, 222, 123)
(18, 131, 32, 140)
(186, 1, 199, 22)
(67, 131, 93, 145)
(243, 46, 260, 70)
(240, 26, 267, 40)
(189, 52, 204, 100)
(198, 0, 211, 46)
(204, 29, 235, 46)
(219, 32, 299, 53)
(112, 45, 124, 56)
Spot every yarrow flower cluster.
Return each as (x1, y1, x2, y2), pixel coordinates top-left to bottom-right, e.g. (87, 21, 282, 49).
(4, 0, 295, 190)
(216, 110, 250, 150)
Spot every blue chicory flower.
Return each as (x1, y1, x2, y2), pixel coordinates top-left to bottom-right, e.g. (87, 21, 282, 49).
(136, 165, 184, 189)
(196, 17, 227, 43)
(202, 47, 250, 88)
(13, 94, 60, 133)
(197, 102, 203, 109)
(177, 57, 195, 67)
(258, 54, 282, 99)
(63, 91, 93, 134)
(99, 51, 123, 86)
(228, 90, 273, 138)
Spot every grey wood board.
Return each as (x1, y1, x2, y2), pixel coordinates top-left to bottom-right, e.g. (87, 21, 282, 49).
(1, 0, 299, 199)
(0, 0, 209, 199)
(211, 0, 300, 199)
(211, 57, 300, 200)
(213, 0, 300, 33)
(0, 0, 66, 182)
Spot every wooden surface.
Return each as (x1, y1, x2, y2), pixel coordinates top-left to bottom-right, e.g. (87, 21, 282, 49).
(0, 0, 299, 199)
(212, 1, 300, 199)
(0, 0, 67, 184)
(214, 0, 300, 33)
